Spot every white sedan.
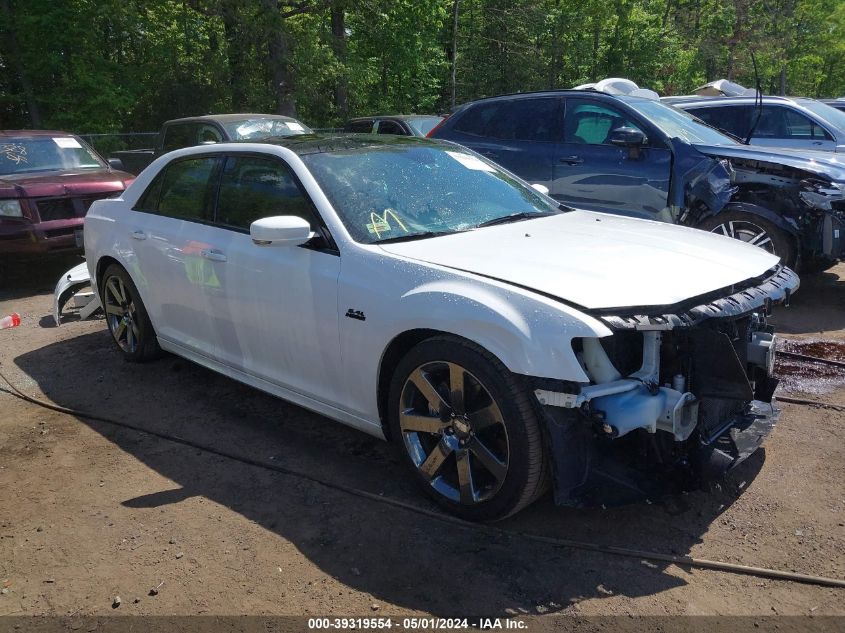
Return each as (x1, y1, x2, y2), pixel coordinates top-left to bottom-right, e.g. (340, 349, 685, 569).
(81, 135, 798, 520)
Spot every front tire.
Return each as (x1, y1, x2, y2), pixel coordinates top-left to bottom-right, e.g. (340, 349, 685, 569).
(388, 336, 547, 521)
(99, 263, 161, 362)
(697, 210, 795, 267)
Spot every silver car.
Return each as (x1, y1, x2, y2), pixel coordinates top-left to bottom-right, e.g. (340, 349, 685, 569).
(663, 95, 845, 152)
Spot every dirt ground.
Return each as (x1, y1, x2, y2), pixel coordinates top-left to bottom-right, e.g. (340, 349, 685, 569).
(0, 255, 843, 621)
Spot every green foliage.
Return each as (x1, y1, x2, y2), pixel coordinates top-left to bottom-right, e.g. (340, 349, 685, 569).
(1, 0, 843, 132)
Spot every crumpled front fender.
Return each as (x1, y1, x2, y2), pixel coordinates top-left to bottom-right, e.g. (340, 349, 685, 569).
(668, 138, 736, 222)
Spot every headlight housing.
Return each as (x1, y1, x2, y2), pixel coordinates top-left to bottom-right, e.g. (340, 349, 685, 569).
(0, 199, 23, 218)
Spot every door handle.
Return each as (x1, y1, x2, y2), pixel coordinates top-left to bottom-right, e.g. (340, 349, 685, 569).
(200, 248, 227, 262)
(559, 156, 584, 165)
(131, 230, 147, 240)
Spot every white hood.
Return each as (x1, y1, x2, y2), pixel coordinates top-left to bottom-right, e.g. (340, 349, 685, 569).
(379, 211, 780, 310)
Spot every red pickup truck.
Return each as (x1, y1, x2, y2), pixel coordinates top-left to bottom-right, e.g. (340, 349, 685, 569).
(0, 130, 134, 259)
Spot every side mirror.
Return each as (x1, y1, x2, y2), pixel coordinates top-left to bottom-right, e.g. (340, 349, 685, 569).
(609, 127, 647, 148)
(530, 183, 550, 196)
(250, 216, 314, 247)
(108, 157, 125, 171)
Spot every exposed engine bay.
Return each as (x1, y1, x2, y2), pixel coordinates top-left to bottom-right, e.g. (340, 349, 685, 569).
(534, 265, 799, 506)
(673, 143, 845, 268)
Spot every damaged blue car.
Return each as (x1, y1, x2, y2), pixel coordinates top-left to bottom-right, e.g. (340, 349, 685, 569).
(430, 87, 845, 272)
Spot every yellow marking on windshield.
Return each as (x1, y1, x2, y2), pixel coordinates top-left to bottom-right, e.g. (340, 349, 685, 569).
(368, 209, 408, 238)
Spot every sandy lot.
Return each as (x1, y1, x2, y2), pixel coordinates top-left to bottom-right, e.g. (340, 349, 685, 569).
(0, 256, 843, 621)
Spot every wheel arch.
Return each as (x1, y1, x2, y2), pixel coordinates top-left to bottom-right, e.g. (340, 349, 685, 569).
(714, 201, 801, 237)
(95, 255, 125, 293)
(702, 201, 800, 266)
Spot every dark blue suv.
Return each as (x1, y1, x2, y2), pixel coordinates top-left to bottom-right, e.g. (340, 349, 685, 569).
(431, 90, 845, 271)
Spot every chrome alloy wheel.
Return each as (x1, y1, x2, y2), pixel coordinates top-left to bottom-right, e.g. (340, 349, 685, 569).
(103, 275, 140, 353)
(399, 361, 509, 505)
(711, 219, 776, 254)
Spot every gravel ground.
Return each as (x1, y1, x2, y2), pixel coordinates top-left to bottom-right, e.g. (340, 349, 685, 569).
(0, 256, 842, 621)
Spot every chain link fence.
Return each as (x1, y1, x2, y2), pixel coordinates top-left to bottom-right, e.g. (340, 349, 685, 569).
(78, 133, 158, 157)
(79, 129, 350, 158)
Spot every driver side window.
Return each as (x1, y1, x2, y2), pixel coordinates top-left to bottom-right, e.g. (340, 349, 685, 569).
(215, 155, 317, 231)
(565, 102, 644, 145)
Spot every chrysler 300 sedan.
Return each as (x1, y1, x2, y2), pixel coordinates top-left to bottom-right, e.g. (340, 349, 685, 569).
(82, 135, 798, 520)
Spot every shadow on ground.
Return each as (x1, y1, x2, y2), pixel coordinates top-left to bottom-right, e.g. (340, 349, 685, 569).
(12, 328, 766, 616)
(769, 265, 845, 336)
(0, 253, 83, 302)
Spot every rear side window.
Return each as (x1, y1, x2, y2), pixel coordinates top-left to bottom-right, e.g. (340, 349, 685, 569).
(376, 120, 405, 135)
(161, 124, 200, 153)
(346, 120, 374, 133)
(756, 106, 833, 140)
(452, 101, 502, 136)
(216, 155, 316, 230)
(483, 98, 561, 142)
(155, 157, 219, 221)
(688, 105, 753, 139)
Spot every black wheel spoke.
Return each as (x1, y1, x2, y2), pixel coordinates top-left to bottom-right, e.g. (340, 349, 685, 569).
(447, 362, 465, 414)
(400, 410, 448, 435)
(408, 368, 449, 413)
(455, 449, 475, 504)
(468, 402, 500, 431)
(419, 437, 452, 481)
(468, 436, 507, 483)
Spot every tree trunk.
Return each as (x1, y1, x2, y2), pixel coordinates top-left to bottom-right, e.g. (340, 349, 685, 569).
(221, 1, 248, 109)
(450, 0, 459, 109)
(330, 1, 348, 120)
(262, 0, 296, 117)
(0, 0, 42, 126)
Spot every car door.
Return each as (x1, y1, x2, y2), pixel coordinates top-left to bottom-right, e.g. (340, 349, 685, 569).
(204, 153, 344, 406)
(451, 97, 562, 188)
(552, 98, 672, 218)
(127, 154, 223, 357)
(751, 105, 837, 151)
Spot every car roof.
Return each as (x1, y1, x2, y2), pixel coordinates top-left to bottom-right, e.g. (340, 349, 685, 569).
(347, 114, 442, 122)
(165, 113, 301, 125)
(663, 95, 809, 106)
(0, 130, 77, 137)
(234, 133, 446, 156)
(455, 89, 659, 110)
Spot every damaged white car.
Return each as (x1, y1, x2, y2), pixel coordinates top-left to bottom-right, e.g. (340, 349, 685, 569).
(66, 136, 798, 520)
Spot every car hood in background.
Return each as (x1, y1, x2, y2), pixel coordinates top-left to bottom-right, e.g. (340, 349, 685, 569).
(0, 169, 132, 198)
(379, 211, 780, 310)
(695, 143, 845, 182)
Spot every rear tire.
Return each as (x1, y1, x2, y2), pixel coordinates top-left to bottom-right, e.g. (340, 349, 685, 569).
(99, 263, 161, 362)
(697, 210, 795, 268)
(387, 335, 547, 522)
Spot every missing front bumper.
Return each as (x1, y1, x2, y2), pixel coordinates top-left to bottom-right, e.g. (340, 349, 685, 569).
(540, 399, 779, 507)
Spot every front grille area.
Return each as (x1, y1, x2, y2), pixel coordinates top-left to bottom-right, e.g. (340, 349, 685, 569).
(44, 227, 76, 238)
(78, 191, 118, 212)
(36, 198, 77, 221)
(35, 192, 118, 222)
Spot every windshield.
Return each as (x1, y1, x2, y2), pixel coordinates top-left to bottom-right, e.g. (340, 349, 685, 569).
(0, 136, 104, 175)
(302, 144, 560, 244)
(223, 117, 312, 140)
(623, 98, 741, 145)
(797, 99, 845, 132)
(407, 117, 443, 136)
